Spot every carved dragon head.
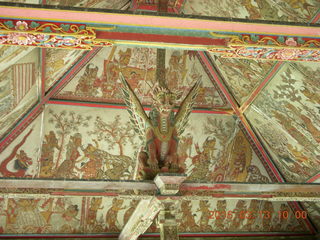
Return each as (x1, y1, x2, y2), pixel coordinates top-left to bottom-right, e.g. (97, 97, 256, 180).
(150, 83, 181, 116)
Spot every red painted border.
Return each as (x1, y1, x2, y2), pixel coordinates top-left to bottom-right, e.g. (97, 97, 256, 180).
(47, 100, 233, 115)
(96, 31, 227, 46)
(289, 202, 316, 234)
(240, 62, 283, 112)
(306, 173, 320, 183)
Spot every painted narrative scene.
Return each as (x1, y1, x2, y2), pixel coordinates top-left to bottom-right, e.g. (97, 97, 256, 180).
(0, 0, 319, 239)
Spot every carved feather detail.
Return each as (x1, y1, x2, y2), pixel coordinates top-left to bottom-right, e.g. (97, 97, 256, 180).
(175, 81, 200, 136)
(120, 73, 150, 141)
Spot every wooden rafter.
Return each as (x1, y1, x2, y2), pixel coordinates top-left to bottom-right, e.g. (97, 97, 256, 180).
(48, 99, 233, 115)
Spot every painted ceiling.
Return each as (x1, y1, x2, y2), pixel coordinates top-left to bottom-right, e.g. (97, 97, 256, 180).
(0, 0, 319, 239)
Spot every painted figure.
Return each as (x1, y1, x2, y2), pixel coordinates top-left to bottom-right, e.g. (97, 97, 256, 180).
(105, 199, 125, 232)
(81, 140, 103, 179)
(190, 137, 216, 180)
(55, 133, 83, 179)
(179, 200, 199, 232)
(121, 73, 199, 179)
(40, 131, 60, 178)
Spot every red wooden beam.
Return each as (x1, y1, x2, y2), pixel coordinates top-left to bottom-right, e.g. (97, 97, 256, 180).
(0, 5, 319, 37)
(96, 31, 227, 47)
(48, 100, 234, 115)
(240, 62, 283, 113)
(306, 172, 320, 183)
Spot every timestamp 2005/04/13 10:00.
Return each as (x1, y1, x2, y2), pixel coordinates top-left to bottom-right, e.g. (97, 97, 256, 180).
(208, 210, 308, 220)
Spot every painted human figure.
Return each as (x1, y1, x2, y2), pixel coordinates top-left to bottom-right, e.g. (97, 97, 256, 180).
(75, 64, 99, 96)
(51, 204, 80, 233)
(55, 133, 83, 179)
(123, 200, 139, 224)
(40, 131, 60, 178)
(81, 140, 103, 179)
(105, 199, 125, 232)
(15, 199, 47, 233)
(179, 200, 199, 232)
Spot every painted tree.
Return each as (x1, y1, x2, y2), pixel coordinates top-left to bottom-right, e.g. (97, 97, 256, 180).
(47, 109, 91, 168)
(88, 115, 136, 156)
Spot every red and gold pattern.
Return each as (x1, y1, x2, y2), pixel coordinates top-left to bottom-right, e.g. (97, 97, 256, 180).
(209, 33, 320, 62)
(0, 20, 113, 49)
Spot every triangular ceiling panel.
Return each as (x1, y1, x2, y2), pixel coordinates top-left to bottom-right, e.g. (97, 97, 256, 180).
(45, 49, 85, 92)
(182, 0, 320, 22)
(210, 54, 277, 105)
(39, 104, 139, 180)
(182, 113, 271, 182)
(0, 112, 43, 178)
(0, 48, 40, 139)
(245, 62, 320, 182)
(56, 47, 230, 110)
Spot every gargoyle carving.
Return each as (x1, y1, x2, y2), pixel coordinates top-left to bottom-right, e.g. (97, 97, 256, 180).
(120, 73, 199, 179)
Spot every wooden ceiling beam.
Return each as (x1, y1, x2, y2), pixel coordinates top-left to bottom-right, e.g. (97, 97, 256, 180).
(47, 99, 234, 115)
(0, 4, 318, 36)
(240, 62, 283, 113)
(1, 178, 319, 194)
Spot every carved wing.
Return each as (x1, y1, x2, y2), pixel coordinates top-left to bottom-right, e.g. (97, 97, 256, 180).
(120, 73, 150, 139)
(174, 81, 200, 136)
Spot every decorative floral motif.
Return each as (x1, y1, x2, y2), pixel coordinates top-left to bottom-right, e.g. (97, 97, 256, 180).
(209, 33, 320, 62)
(15, 21, 28, 31)
(7, 32, 36, 45)
(276, 48, 299, 60)
(0, 19, 113, 49)
(285, 38, 297, 47)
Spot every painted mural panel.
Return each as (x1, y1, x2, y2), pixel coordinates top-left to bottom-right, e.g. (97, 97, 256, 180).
(148, 200, 307, 233)
(211, 55, 275, 104)
(180, 113, 270, 182)
(45, 0, 129, 9)
(183, 0, 319, 23)
(39, 104, 140, 180)
(45, 49, 84, 91)
(14, 104, 270, 182)
(245, 62, 320, 182)
(38, 104, 270, 182)
(0, 195, 139, 234)
(0, 48, 40, 138)
(57, 47, 229, 109)
(0, 196, 309, 234)
(0, 113, 43, 178)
